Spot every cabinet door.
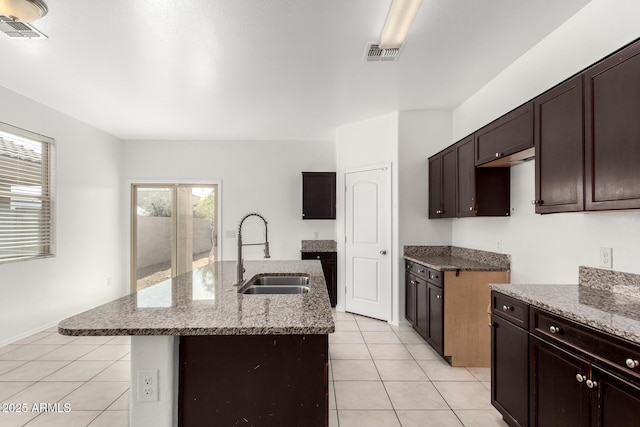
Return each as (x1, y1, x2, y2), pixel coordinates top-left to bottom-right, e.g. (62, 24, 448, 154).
(405, 273, 417, 326)
(530, 336, 590, 427)
(415, 278, 428, 339)
(427, 283, 443, 355)
(441, 147, 456, 218)
(584, 40, 640, 211)
(491, 314, 529, 427)
(456, 136, 476, 217)
(592, 366, 640, 427)
(534, 75, 584, 213)
(302, 252, 337, 307)
(428, 155, 443, 218)
(475, 102, 534, 166)
(302, 172, 336, 219)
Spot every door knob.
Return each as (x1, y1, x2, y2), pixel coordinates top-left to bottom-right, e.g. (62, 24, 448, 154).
(380, 250, 387, 255)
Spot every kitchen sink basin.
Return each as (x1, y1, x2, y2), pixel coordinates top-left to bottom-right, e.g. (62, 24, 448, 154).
(238, 274, 310, 294)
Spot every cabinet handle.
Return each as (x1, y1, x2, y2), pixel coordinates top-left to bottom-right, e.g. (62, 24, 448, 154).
(576, 374, 586, 383)
(410, 280, 416, 285)
(586, 379, 598, 389)
(502, 305, 512, 312)
(418, 269, 425, 274)
(495, 152, 501, 158)
(316, 256, 321, 259)
(626, 359, 639, 369)
(469, 206, 473, 211)
(436, 295, 441, 299)
(549, 326, 561, 334)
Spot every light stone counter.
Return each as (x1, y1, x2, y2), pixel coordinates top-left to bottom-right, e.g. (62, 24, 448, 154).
(59, 260, 335, 336)
(404, 245, 510, 272)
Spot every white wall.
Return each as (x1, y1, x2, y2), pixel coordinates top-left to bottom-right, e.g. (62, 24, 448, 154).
(0, 86, 124, 346)
(122, 139, 336, 270)
(335, 112, 399, 320)
(451, 0, 640, 283)
(398, 110, 452, 321)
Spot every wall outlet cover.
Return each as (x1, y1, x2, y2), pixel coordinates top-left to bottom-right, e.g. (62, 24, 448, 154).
(599, 247, 613, 269)
(137, 369, 159, 402)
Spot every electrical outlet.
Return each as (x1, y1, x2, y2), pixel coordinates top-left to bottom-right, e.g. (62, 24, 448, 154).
(313, 232, 319, 240)
(599, 247, 613, 269)
(137, 369, 159, 402)
(496, 240, 502, 252)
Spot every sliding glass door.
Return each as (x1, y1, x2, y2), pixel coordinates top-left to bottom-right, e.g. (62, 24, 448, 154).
(131, 184, 218, 292)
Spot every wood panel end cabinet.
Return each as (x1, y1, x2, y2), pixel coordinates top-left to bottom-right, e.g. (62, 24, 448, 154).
(302, 172, 336, 220)
(405, 260, 509, 366)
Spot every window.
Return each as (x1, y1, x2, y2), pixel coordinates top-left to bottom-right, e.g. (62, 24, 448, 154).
(0, 122, 55, 263)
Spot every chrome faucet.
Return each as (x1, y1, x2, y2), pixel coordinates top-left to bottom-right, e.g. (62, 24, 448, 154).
(236, 212, 270, 285)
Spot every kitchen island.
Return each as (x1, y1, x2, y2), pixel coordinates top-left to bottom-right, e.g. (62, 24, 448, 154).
(58, 260, 334, 427)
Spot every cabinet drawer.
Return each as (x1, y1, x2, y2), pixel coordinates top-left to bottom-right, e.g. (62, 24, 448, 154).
(427, 268, 442, 287)
(530, 307, 640, 385)
(302, 251, 337, 263)
(405, 260, 428, 281)
(492, 292, 528, 329)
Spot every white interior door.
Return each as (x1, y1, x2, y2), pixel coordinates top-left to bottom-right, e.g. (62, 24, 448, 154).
(344, 166, 391, 321)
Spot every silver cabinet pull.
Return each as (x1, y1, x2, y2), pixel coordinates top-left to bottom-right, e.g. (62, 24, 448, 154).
(495, 152, 500, 158)
(586, 379, 598, 389)
(549, 326, 560, 334)
(410, 280, 416, 285)
(576, 374, 586, 383)
(436, 295, 441, 299)
(626, 359, 639, 369)
(469, 206, 473, 211)
(502, 305, 512, 312)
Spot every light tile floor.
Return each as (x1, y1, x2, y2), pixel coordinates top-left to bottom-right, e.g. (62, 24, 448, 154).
(0, 312, 508, 427)
(0, 327, 129, 427)
(329, 310, 508, 427)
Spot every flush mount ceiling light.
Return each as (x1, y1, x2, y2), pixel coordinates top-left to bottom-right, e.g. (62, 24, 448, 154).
(0, 0, 48, 23)
(379, 0, 423, 49)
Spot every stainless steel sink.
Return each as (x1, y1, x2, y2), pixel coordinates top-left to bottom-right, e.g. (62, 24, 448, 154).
(238, 275, 310, 294)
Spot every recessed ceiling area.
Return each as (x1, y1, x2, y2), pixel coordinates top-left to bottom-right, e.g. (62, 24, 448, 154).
(0, 0, 590, 140)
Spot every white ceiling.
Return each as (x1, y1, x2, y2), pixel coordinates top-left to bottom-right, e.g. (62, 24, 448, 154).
(0, 0, 590, 141)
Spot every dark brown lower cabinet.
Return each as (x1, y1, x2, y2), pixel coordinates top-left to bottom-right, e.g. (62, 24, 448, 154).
(179, 334, 328, 427)
(492, 291, 640, 427)
(530, 336, 590, 427)
(426, 283, 443, 355)
(491, 314, 529, 427)
(415, 278, 428, 338)
(302, 251, 337, 307)
(405, 273, 417, 326)
(593, 367, 640, 427)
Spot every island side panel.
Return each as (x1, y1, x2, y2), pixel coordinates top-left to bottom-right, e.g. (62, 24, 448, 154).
(179, 334, 329, 427)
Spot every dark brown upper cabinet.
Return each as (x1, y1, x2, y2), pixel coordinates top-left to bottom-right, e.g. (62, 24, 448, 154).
(533, 75, 585, 214)
(584, 40, 640, 211)
(302, 172, 336, 220)
(428, 147, 456, 218)
(475, 102, 534, 167)
(456, 136, 510, 217)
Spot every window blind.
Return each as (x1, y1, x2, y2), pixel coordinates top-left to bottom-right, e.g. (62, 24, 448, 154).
(0, 123, 54, 263)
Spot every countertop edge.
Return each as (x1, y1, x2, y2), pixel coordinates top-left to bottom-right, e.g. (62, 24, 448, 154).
(404, 255, 509, 272)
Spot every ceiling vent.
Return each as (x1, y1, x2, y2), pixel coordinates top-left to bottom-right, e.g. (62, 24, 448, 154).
(364, 42, 402, 62)
(0, 15, 47, 39)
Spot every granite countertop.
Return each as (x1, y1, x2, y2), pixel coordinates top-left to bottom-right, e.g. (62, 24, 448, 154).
(58, 260, 335, 337)
(301, 240, 337, 252)
(489, 283, 640, 345)
(404, 246, 510, 272)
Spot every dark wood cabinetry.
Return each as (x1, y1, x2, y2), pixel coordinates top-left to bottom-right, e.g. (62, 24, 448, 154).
(534, 75, 584, 213)
(530, 335, 590, 427)
(302, 251, 337, 307)
(404, 260, 443, 355)
(429, 137, 510, 219)
(492, 291, 640, 427)
(491, 292, 529, 427)
(584, 40, 640, 211)
(426, 282, 443, 354)
(428, 147, 456, 218)
(456, 136, 510, 217)
(475, 102, 534, 166)
(302, 172, 336, 219)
